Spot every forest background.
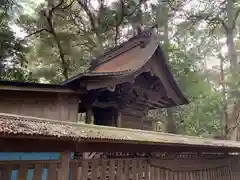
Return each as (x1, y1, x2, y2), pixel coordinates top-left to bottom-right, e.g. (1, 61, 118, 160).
(1, 0, 240, 140)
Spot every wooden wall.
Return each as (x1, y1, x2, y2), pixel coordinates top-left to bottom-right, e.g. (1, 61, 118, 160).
(121, 113, 143, 129)
(0, 90, 79, 121)
(120, 113, 153, 131)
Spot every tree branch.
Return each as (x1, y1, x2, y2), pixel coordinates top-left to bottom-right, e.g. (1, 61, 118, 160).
(76, 0, 96, 31)
(24, 28, 51, 39)
(232, 7, 240, 30)
(186, 11, 229, 33)
(125, 0, 144, 16)
(50, 0, 65, 13)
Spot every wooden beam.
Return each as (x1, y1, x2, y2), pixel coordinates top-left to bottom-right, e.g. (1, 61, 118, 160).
(92, 100, 118, 108)
(0, 137, 240, 153)
(131, 85, 168, 102)
(0, 85, 83, 94)
(59, 151, 71, 180)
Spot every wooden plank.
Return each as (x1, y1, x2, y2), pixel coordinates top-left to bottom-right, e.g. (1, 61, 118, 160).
(1, 137, 240, 153)
(91, 160, 98, 180)
(154, 167, 160, 179)
(185, 171, 190, 180)
(143, 161, 149, 180)
(116, 160, 123, 180)
(132, 159, 137, 180)
(124, 160, 130, 180)
(159, 168, 164, 180)
(173, 172, 177, 180)
(70, 162, 78, 180)
(189, 171, 194, 180)
(18, 163, 28, 180)
(109, 159, 115, 180)
(137, 160, 143, 180)
(59, 151, 71, 180)
(33, 164, 43, 180)
(47, 163, 58, 180)
(1, 166, 12, 180)
(0, 85, 83, 94)
(81, 161, 89, 180)
(100, 160, 106, 180)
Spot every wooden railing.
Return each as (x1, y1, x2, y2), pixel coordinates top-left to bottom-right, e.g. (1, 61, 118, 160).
(0, 157, 235, 180)
(0, 160, 60, 180)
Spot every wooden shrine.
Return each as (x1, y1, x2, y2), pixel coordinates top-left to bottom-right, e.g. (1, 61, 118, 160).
(63, 27, 188, 129)
(1, 27, 240, 180)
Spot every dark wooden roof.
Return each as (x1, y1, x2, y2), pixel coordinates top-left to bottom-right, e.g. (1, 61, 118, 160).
(63, 28, 158, 81)
(1, 113, 240, 153)
(0, 80, 83, 94)
(62, 27, 188, 106)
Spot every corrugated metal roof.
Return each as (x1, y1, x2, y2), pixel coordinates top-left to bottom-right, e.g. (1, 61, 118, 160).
(1, 113, 240, 150)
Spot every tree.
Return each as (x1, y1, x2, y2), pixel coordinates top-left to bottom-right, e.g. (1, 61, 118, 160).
(19, 0, 146, 82)
(184, 0, 240, 140)
(0, 0, 34, 81)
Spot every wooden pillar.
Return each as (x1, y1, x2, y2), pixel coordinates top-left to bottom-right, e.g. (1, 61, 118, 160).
(59, 151, 71, 180)
(117, 111, 122, 127)
(85, 106, 93, 124)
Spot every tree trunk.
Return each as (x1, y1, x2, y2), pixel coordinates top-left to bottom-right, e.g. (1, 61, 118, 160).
(226, 0, 240, 140)
(161, 4, 178, 134)
(219, 54, 228, 138)
(47, 16, 69, 80)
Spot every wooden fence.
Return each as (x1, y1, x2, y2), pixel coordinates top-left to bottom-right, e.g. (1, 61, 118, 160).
(0, 157, 238, 180)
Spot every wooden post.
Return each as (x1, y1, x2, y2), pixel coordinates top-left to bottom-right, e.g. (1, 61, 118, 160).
(59, 151, 71, 180)
(117, 111, 122, 127)
(85, 106, 93, 124)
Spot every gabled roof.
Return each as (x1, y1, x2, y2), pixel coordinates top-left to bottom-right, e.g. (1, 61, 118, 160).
(62, 27, 188, 106)
(62, 28, 157, 82)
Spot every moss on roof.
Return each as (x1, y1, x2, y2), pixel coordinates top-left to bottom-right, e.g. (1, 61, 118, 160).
(0, 113, 239, 150)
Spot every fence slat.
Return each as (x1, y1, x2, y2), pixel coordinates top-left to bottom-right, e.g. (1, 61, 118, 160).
(100, 160, 106, 180)
(1, 166, 12, 180)
(124, 160, 130, 180)
(137, 160, 143, 180)
(132, 160, 137, 180)
(33, 164, 43, 180)
(91, 160, 98, 180)
(18, 163, 28, 180)
(109, 159, 115, 180)
(70, 162, 78, 180)
(116, 160, 123, 180)
(81, 161, 89, 180)
(144, 161, 149, 180)
(47, 163, 58, 180)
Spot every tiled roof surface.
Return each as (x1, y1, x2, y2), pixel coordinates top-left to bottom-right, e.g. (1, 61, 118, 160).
(89, 28, 155, 71)
(91, 38, 158, 74)
(1, 113, 240, 150)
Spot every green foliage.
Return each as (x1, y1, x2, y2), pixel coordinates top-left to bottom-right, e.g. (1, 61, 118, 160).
(0, 0, 32, 81)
